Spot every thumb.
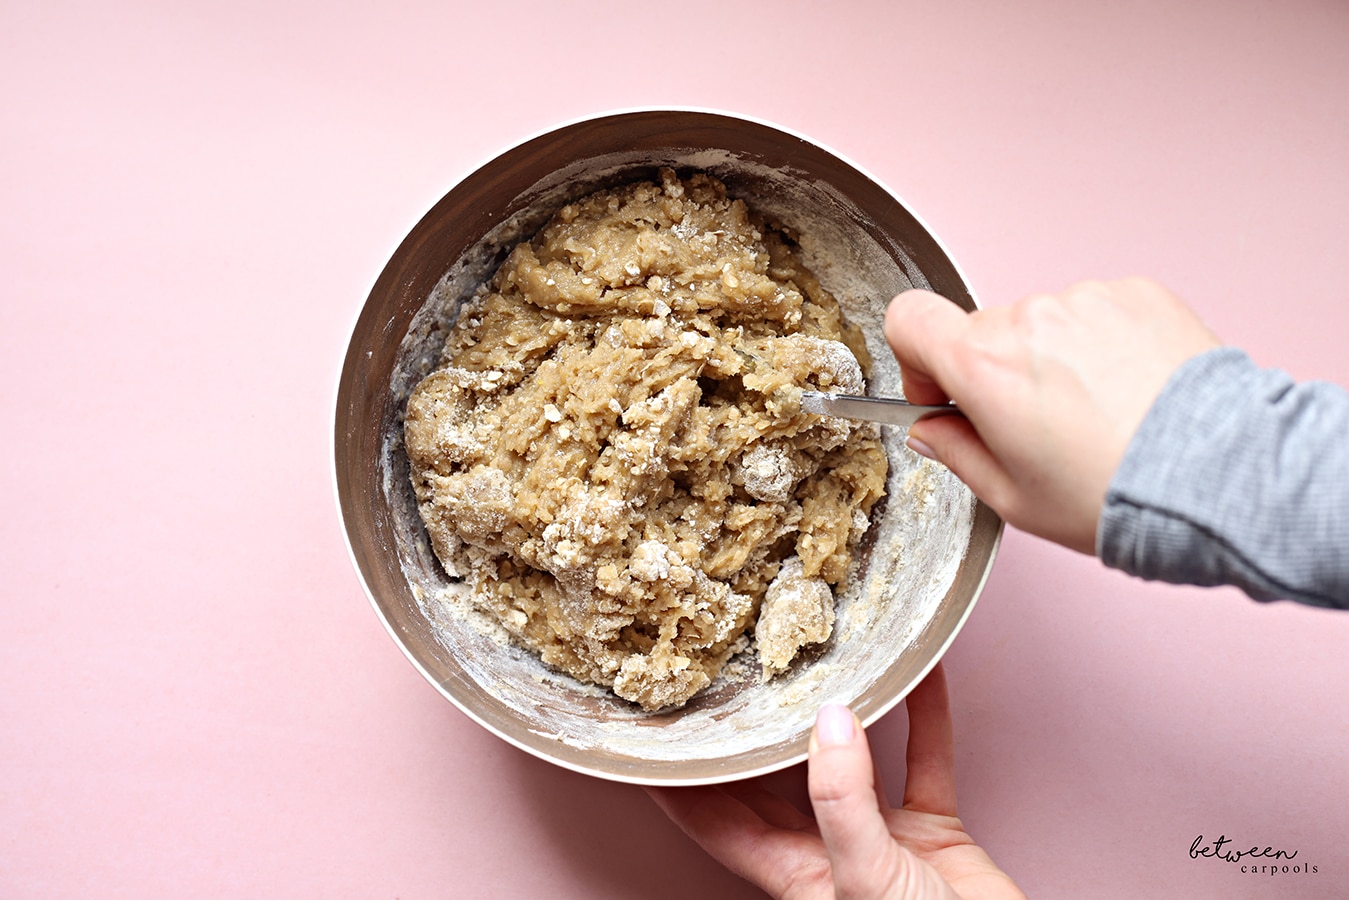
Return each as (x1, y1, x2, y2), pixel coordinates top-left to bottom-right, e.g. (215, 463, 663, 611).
(809, 706, 957, 899)
(883, 289, 971, 406)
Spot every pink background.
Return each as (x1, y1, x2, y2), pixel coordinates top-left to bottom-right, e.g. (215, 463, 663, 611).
(4, 1, 1348, 897)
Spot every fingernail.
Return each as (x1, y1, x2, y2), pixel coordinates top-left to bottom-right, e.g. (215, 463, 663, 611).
(906, 435, 937, 461)
(815, 704, 856, 747)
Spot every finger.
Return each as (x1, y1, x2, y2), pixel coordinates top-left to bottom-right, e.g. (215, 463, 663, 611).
(721, 779, 815, 831)
(808, 704, 906, 892)
(901, 663, 958, 817)
(644, 786, 810, 896)
(883, 290, 971, 406)
(906, 415, 1016, 517)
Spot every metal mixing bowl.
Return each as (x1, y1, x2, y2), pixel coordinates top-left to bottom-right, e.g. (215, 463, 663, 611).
(334, 109, 1001, 785)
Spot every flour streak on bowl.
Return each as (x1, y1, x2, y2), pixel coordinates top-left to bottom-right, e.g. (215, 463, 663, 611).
(335, 109, 1002, 785)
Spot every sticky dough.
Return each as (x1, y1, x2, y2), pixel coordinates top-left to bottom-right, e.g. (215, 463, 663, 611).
(404, 169, 887, 711)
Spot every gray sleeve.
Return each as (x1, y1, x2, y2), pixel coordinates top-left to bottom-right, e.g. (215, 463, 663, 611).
(1097, 346, 1349, 609)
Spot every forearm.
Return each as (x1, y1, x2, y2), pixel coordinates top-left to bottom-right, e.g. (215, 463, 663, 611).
(1099, 347, 1349, 609)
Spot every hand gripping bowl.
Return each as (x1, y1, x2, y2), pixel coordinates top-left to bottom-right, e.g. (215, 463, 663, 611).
(334, 109, 1002, 785)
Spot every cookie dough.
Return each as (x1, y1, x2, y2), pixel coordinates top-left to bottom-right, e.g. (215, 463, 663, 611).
(405, 169, 887, 711)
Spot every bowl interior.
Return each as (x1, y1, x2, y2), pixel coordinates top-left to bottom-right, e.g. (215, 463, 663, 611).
(335, 110, 1001, 784)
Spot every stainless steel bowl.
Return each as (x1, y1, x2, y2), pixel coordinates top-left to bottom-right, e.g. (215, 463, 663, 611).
(334, 109, 1001, 785)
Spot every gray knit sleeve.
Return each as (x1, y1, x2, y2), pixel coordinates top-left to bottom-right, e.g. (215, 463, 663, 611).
(1097, 346, 1349, 609)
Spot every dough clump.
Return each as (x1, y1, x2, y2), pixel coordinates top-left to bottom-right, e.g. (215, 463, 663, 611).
(405, 169, 887, 710)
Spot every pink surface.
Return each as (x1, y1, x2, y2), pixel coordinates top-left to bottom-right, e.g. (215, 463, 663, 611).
(4, 1, 1348, 897)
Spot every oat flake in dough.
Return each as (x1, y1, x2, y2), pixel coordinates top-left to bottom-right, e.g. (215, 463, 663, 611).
(404, 169, 888, 711)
